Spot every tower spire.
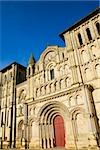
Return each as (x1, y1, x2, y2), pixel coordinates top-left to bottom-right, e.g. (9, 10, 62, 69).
(28, 54, 36, 65)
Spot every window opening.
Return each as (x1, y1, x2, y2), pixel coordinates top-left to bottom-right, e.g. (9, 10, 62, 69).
(78, 33, 83, 45)
(86, 28, 92, 41)
(50, 69, 54, 80)
(96, 22, 100, 35)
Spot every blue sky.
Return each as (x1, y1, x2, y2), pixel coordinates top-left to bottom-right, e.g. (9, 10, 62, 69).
(0, 1, 99, 69)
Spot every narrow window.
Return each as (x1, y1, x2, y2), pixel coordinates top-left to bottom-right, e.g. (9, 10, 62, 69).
(96, 22, 100, 35)
(32, 66, 35, 74)
(50, 69, 54, 80)
(7, 111, 9, 126)
(37, 65, 39, 71)
(1, 112, 3, 126)
(86, 28, 92, 41)
(28, 67, 30, 76)
(62, 52, 64, 59)
(4, 75, 7, 83)
(78, 33, 83, 45)
(10, 72, 12, 79)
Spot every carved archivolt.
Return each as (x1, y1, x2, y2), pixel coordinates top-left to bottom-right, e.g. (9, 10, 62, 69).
(44, 51, 56, 64)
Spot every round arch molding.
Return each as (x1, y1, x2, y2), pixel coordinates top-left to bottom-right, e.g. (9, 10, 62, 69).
(38, 101, 72, 149)
(40, 46, 58, 63)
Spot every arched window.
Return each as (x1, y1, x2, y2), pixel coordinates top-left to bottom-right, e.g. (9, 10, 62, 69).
(86, 28, 92, 41)
(78, 33, 83, 46)
(96, 22, 100, 35)
(50, 69, 54, 80)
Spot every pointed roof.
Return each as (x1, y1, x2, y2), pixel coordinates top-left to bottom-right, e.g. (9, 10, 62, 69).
(28, 54, 36, 65)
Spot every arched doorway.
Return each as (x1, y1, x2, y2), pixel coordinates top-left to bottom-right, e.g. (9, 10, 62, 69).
(53, 115, 65, 147)
(38, 101, 70, 149)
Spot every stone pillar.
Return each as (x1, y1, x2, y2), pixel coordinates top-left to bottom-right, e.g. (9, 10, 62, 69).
(7, 107, 11, 145)
(84, 84, 100, 148)
(42, 124, 46, 149)
(50, 124, 54, 148)
(2, 125, 4, 141)
(12, 102, 16, 148)
(46, 124, 50, 148)
(71, 66, 78, 84)
(82, 25, 89, 43)
(23, 103, 28, 149)
(89, 21, 96, 40)
(39, 124, 42, 148)
(9, 104, 13, 148)
(45, 70, 48, 82)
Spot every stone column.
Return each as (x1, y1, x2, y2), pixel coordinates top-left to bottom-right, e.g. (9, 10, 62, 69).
(12, 101, 16, 148)
(2, 125, 4, 141)
(42, 124, 46, 149)
(84, 84, 100, 147)
(46, 124, 50, 148)
(89, 21, 96, 40)
(82, 25, 89, 43)
(23, 103, 28, 148)
(71, 66, 78, 84)
(39, 124, 42, 148)
(45, 70, 48, 82)
(50, 124, 54, 148)
(9, 103, 13, 148)
(80, 26, 85, 44)
(7, 107, 11, 143)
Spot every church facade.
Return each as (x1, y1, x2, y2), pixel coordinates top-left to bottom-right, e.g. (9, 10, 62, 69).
(0, 8, 100, 150)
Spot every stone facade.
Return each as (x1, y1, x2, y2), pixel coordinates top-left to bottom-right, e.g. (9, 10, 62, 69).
(0, 8, 100, 150)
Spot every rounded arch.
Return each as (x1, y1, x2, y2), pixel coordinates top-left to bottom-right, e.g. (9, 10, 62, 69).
(17, 119, 24, 140)
(40, 46, 57, 63)
(38, 101, 71, 149)
(18, 119, 24, 128)
(45, 61, 56, 70)
(38, 101, 70, 123)
(18, 88, 26, 97)
(70, 107, 85, 120)
(70, 107, 89, 144)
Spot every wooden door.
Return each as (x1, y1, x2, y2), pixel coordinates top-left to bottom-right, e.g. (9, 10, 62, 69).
(53, 115, 65, 147)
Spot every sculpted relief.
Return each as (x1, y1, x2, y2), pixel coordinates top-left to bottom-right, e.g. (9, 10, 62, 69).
(44, 51, 56, 64)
